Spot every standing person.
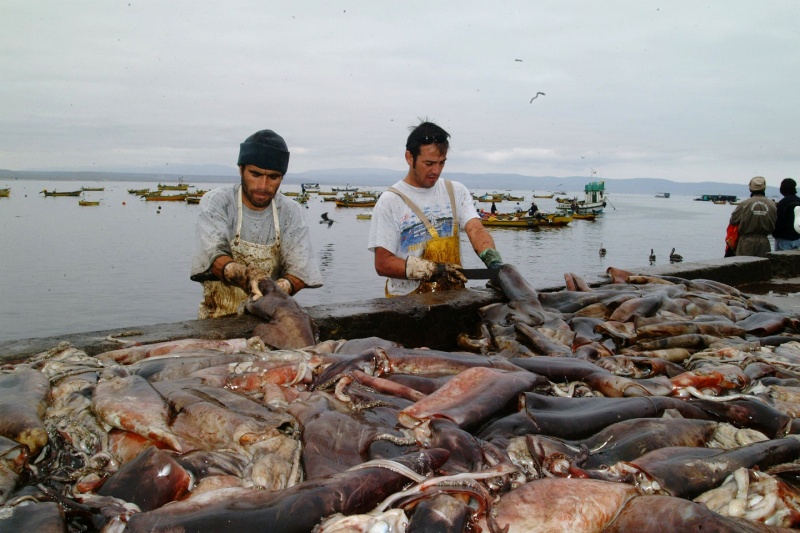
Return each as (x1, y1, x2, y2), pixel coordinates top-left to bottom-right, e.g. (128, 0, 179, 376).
(190, 129, 323, 319)
(773, 178, 800, 251)
(490, 201, 498, 214)
(368, 120, 503, 296)
(729, 176, 777, 257)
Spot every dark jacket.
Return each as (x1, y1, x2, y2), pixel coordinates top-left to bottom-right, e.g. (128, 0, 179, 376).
(773, 193, 800, 241)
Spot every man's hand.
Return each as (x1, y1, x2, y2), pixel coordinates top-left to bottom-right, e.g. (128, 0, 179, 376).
(222, 262, 270, 300)
(405, 256, 467, 284)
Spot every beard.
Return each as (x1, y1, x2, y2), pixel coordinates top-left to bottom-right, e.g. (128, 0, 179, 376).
(241, 177, 272, 209)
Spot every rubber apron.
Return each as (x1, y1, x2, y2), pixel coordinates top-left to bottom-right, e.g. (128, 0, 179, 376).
(198, 186, 281, 319)
(387, 180, 463, 296)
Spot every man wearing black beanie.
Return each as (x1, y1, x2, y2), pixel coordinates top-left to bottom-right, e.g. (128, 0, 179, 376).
(773, 178, 800, 251)
(190, 130, 322, 319)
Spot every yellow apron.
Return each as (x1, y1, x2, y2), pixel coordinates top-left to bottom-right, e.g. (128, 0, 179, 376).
(386, 180, 463, 296)
(198, 186, 282, 318)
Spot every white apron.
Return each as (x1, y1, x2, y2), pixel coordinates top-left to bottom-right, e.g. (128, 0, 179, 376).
(198, 186, 281, 319)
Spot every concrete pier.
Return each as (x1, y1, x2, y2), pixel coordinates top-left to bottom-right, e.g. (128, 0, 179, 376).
(2, 251, 800, 363)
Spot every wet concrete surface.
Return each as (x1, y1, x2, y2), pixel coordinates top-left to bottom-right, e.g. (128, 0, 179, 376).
(3, 251, 800, 363)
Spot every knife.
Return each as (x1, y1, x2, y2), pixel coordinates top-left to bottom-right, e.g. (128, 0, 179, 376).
(460, 268, 501, 281)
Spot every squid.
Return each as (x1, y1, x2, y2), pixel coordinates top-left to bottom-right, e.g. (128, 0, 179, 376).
(123, 449, 449, 533)
(246, 278, 319, 349)
(0, 366, 50, 455)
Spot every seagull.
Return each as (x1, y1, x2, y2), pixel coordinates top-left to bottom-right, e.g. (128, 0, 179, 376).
(320, 212, 335, 228)
(670, 248, 683, 263)
(649, 249, 656, 264)
(599, 244, 606, 256)
(530, 92, 545, 103)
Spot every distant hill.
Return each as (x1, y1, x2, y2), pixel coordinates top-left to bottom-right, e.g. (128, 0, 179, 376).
(0, 167, 773, 198)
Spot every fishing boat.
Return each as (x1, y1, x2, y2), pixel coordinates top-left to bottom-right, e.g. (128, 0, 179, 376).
(128, 188, 150, 195)
(571, 213, 597, 221)
(81, 186, 105, 192)
(555, 180, 607, 215)
(332, 185, 359, 193)
(712, 199, 728, 205)
(294, 193, 310, 205)
(356, 212, 372, 220)
(301, 183, 320, 192)
(0, 188, 9, 197)
(187, 189, 208, 198)
(318, 190, 338, 196)
(158, 177, 190, 191)
(140, 190, 163, 198)
(655, 192, 670, 198)
(532, 193, 554, 199)
(480, 213, 572, 228)
(145, 193, 187, 201)
(185, 196, 201, 204)
(283, 191, 300, 197)
(78, 200, 100, 206)
(334, 197, 376, 208)
(41, 189, 82, 197)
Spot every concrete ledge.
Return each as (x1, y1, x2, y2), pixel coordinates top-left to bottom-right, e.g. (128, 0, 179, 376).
(3, 253, 800, 363)
(0, 287, 501, 363)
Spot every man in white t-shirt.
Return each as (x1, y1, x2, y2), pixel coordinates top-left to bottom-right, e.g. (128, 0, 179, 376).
(367, 120, 503, 296)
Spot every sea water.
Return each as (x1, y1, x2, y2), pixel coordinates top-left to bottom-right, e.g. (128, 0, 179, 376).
(0, 179, 740, 342)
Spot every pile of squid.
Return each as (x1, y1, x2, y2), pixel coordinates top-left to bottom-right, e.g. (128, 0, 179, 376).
(4, 264, 800, 532)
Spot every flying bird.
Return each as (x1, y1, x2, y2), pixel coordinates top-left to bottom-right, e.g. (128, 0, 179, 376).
(530, 92, 545, 103)
(320, 212, 336, 228)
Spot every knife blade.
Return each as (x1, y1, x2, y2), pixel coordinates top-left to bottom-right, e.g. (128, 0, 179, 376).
(460, 268, 500, 280)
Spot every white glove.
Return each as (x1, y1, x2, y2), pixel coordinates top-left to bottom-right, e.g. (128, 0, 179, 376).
(405, 256, 467, 284)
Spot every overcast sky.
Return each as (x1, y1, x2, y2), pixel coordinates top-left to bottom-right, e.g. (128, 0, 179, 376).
(2, 1, 798, 185)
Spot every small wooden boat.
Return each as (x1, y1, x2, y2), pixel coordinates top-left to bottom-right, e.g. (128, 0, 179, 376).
(0, 188, 9, 198)
(41, 189, 82, 197)
(318, 191, 338, 196)
(571, 213, 597, 220)
(532, 194, 553, 199)
(332, 185, 359, 193)
(335, 197, 376, 208)
(145, 193, 187, 201)
(78, 200, 100, 206)
(294, 193, 310, 204)
(712, 199, 727, 205)
(655, 192, 670, 198)
(506, 195, 525, 202)
(185, 196, 201, 204)
(283, 191, 300, 197)
(81, 186, 105, 192)
(140, 190, 163, 198)
(187, 189, 208, 197)
(128, 188, 150, 195)
(481, 213, 572, 228)
(301, 183, 320, 192)
(356, 212, 372, 220)
(158, 180, 190, 191)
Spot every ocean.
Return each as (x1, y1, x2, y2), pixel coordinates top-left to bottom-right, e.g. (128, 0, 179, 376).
(0, 179, 742, 342)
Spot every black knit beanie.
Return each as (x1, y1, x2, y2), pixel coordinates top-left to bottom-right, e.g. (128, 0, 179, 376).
(237, 130, 290, 174)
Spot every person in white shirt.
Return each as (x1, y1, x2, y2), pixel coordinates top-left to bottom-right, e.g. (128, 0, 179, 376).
(368, 120, 503, 296)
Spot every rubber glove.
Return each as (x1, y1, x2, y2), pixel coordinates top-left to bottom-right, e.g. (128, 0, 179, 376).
(405, 256, 467, 284)
(223, 262, 270, 300)
(276, 278, 293, 295)
(479, 248, 504, 269)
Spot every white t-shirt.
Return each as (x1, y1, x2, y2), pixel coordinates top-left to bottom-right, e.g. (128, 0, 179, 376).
(367, 179, 478, 295)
